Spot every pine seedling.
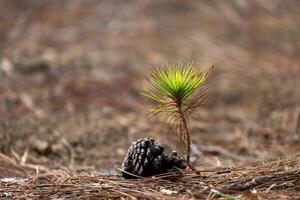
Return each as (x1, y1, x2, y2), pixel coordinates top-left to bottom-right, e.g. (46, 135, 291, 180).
(142, 63, 213, 169)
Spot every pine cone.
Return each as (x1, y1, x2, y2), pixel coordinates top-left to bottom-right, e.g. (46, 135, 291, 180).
(121, 138, 186, 178)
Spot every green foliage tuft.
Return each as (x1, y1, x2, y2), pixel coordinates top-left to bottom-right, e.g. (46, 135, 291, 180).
(142, 63, 211, 122)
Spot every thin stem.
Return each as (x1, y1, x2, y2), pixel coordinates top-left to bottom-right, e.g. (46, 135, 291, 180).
(178, 106, 191, 168)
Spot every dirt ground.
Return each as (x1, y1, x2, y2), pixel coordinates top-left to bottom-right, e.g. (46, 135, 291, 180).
(0, 0, 300, 199)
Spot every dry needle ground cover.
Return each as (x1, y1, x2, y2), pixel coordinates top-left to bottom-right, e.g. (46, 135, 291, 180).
(1, 0, 300, 199)
(0, 157, 299, 199)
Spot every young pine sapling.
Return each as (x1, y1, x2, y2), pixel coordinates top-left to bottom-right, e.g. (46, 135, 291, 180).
(142, 63, 213, 169)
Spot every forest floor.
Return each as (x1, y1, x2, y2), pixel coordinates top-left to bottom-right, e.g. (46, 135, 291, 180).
(0, 0, 300, 199)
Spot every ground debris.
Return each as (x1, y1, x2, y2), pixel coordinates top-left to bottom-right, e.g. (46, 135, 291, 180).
(222, 170, 300, 191)
(0, 157, 299, 199)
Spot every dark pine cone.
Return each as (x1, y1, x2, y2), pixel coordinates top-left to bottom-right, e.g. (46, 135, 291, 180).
(121, 138, 186, 179)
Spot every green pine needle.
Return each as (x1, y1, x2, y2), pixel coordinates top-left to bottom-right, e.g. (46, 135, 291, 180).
(142, 63, 212, 121)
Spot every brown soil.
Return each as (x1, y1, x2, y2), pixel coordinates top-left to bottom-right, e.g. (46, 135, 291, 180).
(0, 0, 300, 199)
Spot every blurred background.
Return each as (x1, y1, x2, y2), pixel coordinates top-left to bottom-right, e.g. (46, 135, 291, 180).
(0, 0, 299, 170)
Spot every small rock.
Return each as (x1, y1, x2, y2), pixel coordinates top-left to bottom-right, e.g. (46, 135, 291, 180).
(31, 140, 52, 155)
